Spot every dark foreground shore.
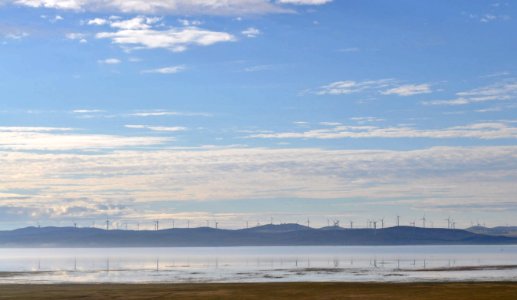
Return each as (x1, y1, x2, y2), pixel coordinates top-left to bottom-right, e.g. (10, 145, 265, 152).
(1, 282, 517, 299)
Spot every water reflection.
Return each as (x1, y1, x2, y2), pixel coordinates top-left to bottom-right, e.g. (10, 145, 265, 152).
(0, 245, 516, 283)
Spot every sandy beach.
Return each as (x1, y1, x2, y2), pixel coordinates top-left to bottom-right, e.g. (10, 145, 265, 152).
(0, 282, 516, 299)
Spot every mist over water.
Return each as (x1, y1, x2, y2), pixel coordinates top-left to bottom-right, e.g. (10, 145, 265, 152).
(1, 246, 516, 283)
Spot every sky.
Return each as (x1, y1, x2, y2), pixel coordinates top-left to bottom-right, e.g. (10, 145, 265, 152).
(1, 0, 516, 230)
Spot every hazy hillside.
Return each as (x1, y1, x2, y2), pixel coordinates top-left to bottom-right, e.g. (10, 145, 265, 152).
(467, 226, 517, 237)
(0, 224, 516, 247)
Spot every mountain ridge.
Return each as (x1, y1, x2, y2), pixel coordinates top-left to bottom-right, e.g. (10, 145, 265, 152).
(0, 224, 516, 247)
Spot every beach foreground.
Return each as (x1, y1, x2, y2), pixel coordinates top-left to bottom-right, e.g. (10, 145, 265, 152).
(0, 282, 516, 299)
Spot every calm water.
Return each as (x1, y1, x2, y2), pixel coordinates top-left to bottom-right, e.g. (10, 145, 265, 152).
(0, 245, 516, 283)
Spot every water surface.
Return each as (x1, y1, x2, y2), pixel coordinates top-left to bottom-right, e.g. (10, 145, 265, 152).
(0, 245, 516, 283)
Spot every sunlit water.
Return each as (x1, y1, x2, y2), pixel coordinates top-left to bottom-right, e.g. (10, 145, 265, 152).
(0, 246, 516, 283)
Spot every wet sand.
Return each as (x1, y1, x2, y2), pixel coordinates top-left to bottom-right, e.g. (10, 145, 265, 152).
(1, 282, 517, 299)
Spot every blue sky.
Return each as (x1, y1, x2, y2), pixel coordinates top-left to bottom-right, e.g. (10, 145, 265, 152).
(0, 0, 516, 229)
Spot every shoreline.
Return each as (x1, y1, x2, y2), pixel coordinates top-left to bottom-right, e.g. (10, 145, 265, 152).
(1, 282, 517, 299)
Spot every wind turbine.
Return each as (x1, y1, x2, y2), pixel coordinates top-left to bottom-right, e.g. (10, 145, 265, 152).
(333, 220, 340, 227)
(215, 222, 219, 229)
(445, 217, 451, 229)
(350, 221, 353, 229)
(380, 218, 384, 229)
(105, 218, 110, 230)
(421, 216, 426, 228)
(155, 220, 159, 231)
(397, 215, 400, 227)
(307, 218, 310, 228)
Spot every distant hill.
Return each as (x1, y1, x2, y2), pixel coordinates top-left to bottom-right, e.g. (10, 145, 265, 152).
(467, 226, 517, 237)
(0, 224, 516, 247)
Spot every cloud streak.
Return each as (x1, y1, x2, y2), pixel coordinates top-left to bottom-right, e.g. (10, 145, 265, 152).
(8, 0, 331, 15)
(315, 79, 431, 97)
(423, 80, 517, 106)
(247, 122, 517, 140)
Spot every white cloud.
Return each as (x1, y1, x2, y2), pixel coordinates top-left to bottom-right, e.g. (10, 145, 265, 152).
(3, 31, 29, 40)
(96, 26, 235, 52)
(0, 127, 170, 151)
(178, 19, 202, 26)
(277, 0, 332, 4)
(110, 16, 161, 30)
(142, 65, 186, 74)
(315, 79, 434, 98)
(244, 64, 276, 72)
(382, 84, 432, 96)
(350, 117, 385, 123)
(65, 32, 87, 43)
(241, 27, 261, 38)
(98, 58, 121, 64)
(87, 17, 108, 26)
(1, 146, 515, 217)
(247, 122, 517, 140)
(129, 110, 212, 117)
(125, 125, 187, 132)
(424, 80, 517, 106)
(9, 0, 311, 15)
(316, 79, 395, 95)
(0, 126, 73, 132)
(72, 109, 104, 113)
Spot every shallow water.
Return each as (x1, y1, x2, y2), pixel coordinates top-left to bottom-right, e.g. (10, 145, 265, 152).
(0, 245, 516, 283)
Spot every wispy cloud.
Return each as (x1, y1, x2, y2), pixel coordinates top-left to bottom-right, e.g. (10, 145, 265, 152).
(65, 32, 87, 43)
(129, 110, 212, 117)
(316, 79, 395, 95)
(1, 145, 515, 220)
(142, 65, 186, 74)
(314, 79, 432, 97)
(247, 122, 517, 140)
(125, 125, 187, 132)
(7, 0, 334, 16)
(244, 64, 276, 72)
(241, 27, 261, 38)
(277, 0, 333, 4)
(3, 31, 29, 40)
(98, 58, 121, 64)
(8, 0, 300, 15)
(423, 80, 517, 106)
(382, 84, 432, 96)
(0, 127, 170, 151)
(72, 109, 105, 113)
